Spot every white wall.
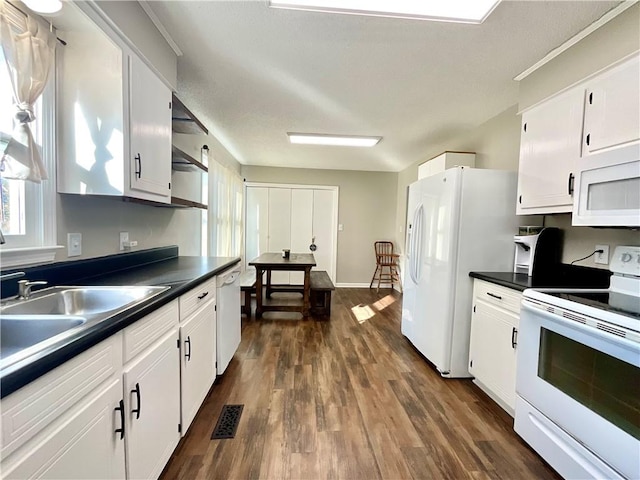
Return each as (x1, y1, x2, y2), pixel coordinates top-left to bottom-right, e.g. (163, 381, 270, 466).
(242, 166, 397, 285)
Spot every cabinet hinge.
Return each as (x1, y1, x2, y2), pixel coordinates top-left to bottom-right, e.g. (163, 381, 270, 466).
(169, 101, 172, 109)
(169, 182, 171, 189)
(473, 305, 476, 313)
(178, 423, 182, 433)
(518, 195, 522, 204)
(177, 339, 180, 348)
(469, 360, 473, 368)
(214, 305, 217, 311)
(215, 361, 217, 369)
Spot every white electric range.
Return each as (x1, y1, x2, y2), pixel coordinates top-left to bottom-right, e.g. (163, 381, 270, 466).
(514, 246, 640, 480)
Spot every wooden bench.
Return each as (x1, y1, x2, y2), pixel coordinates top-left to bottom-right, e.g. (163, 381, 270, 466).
(239, 269, 256, 316)
(310, 270, 335, 317)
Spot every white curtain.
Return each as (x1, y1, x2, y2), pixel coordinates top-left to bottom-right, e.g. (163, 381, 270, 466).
(210, 160, 244, 258)
(0, 2, 55, 182)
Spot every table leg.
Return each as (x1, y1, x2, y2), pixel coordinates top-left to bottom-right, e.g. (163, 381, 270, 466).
(266, 270, 272, 299)
(255, 267, 264, 318)
(302, 267, 311, 317)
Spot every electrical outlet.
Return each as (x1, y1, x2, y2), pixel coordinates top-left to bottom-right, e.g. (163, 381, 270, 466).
(119, 232, 129, 251)
(595, 244, 609, 265)
(67, 233, 82, 257)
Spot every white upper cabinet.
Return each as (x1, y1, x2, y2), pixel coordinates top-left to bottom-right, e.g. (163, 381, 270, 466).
(516, 87, 584, 214)
(57, 3, 172, 204)
(582, 56, 640, 156)
(129, 55, 172, 201)
(418, 152, 475, 180)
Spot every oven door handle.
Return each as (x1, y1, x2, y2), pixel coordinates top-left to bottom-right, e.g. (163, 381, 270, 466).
(522, 300, 640, 353)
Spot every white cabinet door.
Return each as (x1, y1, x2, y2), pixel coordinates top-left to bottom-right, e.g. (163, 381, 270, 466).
(129, 55, 172, 201)
(583, 56, 640, 155)
(516, 88, 584, 214)
(180, 302, 216, 435)
(2, 379, 126, 480)
(245, 187, 269, 269)
(312, 189, 337, 282)
(469, 300, 519, 413)
(123, 329, 180, 480)
(267, 188, 292, 284)
(290, 189, 313, 285)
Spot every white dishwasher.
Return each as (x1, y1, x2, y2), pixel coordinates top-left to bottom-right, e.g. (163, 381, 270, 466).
(216, 266, 241, 375)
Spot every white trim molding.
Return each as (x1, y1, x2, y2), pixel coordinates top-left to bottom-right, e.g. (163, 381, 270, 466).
(0, 246, 64, 269)
(138, 1, 183, 57)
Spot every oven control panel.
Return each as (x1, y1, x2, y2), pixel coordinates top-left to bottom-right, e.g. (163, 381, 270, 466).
(610, 246, 640, 277)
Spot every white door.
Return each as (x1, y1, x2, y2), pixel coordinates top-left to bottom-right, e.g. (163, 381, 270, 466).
(123, 329, 180, 480)
(267, 188, 292, 284)
(583, 56, 640, 155)
(312, 189, 336, 282)
(245, 187, 269, 269)
(516, 88, 583, 214)
(129, 55, 172, 200)
(416, 170, 459, 373)
(1, 379, 126, 480)
(290, 189, 313, 285)
(180, 303, 216, 435)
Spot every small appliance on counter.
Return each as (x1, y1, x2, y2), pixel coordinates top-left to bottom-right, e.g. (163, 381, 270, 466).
(513, 227, 561, 277)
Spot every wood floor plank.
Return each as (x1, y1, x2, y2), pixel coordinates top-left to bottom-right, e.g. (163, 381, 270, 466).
(160, 288, 560, 480)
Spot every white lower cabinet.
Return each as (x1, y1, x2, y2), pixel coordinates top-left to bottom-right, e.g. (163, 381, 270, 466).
(123, 328, 180, 480)
(1, 378, 126, 479)
(468, 280, 522, 416)
(180, 300, 216, 435)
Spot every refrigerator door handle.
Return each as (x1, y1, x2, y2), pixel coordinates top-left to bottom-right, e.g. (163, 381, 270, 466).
(410, 203, 423, 284)
(415, 204, 424, 281)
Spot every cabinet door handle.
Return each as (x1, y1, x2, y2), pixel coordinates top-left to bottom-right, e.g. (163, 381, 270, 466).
(185, 336, 191, 361)
(511, 327, 518, 349)
(197, 291, 209, 300)
(586, 133, 590, 146)
(486, 292, 502, 300)
(114, 399, 125, 440)
(568, 172, 575, 195)
(131, 383, 141, 420)
(135, 153, 142, 179)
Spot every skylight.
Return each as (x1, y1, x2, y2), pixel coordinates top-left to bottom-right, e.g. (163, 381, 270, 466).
(288, 133, 381, 147)
(268, 0, 501, 24)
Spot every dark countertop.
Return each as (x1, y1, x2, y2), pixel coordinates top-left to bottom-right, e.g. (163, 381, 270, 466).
(0, 247, 240, 398)
(470, 264, 611, 292)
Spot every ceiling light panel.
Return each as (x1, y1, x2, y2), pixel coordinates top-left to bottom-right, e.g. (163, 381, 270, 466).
(268, 0, 501, 24)
(288, 133, 381, 147)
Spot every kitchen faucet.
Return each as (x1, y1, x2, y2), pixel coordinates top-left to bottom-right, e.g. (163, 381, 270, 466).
(17, 279, 48, 299)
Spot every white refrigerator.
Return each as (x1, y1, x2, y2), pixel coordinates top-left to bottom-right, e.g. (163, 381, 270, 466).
(401, 167, 519, 378)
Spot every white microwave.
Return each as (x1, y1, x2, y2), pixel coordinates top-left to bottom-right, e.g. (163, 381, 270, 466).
(573, 142, 640, 226)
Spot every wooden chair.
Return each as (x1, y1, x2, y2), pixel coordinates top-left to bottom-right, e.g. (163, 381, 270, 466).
(369, 241, 400, 291)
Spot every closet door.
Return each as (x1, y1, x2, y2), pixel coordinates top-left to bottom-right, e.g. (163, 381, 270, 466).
(245, 187, 269, 269)
(268, 188, 291, 284)
(312, 189, 336, 282)
(290, 189, 314, 285)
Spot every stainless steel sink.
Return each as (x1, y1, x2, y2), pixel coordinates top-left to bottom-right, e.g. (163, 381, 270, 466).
(1, 315, 87, 359)
(0, 285, 169, 369)
(1, 286, 168, 318)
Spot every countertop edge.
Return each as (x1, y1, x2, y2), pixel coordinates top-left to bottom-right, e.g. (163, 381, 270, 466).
(1, 256, 241, 399)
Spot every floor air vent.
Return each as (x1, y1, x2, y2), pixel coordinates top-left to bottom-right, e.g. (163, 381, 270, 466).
(211, 404, 244, 439)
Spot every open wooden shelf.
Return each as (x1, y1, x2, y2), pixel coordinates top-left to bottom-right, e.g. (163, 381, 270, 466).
(171, 145, 208, 172)
(170, 196, 208, 210)
(172, 94, 208, 135)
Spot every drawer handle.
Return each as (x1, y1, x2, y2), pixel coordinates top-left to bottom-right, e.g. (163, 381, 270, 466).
(511, 327, 518, 349)
(486, 292, 502, 300)
(114, 399, 125, 440)
(185, 336, 191, 361)
(131, 383, 141, 420)
(197, 291, 209, 300)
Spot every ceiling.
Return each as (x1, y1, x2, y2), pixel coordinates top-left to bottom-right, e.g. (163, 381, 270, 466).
(146, 0, 620, 172)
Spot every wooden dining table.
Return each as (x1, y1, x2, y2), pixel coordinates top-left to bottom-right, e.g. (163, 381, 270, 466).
(248, 252, 316, 318)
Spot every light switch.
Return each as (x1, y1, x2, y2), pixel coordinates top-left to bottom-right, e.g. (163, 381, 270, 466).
(68, 233, 82, 257)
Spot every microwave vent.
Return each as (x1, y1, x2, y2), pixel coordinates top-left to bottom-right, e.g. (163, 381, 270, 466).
(596, 323, 626, 338)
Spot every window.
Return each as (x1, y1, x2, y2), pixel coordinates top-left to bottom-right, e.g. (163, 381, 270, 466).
(210, 160, 244, 258)
(0, 5, 58, 266)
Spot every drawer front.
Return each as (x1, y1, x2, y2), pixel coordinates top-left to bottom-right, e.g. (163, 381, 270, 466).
(1, 334, 122, 459)
(123, 300, 179, 364)
(179, 277, 216, 322)
(473, 279, 522, 315)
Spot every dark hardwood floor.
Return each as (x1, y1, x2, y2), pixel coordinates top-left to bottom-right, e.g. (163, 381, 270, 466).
(160, 288, 560, 480)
